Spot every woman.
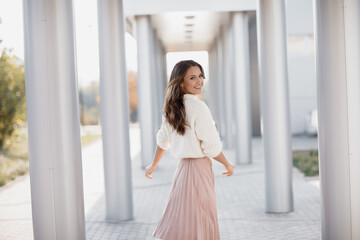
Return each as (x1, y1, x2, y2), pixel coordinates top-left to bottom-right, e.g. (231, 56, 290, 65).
(145, 60, 235, 240)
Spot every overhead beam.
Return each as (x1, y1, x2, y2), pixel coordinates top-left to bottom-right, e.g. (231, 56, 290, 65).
(124, 0, 256, 16)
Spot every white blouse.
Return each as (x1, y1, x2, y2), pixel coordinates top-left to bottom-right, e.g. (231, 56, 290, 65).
(156, 93, 222, 159)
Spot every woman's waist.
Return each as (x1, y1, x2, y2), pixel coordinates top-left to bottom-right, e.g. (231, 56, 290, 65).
(181, 156, 210, 160)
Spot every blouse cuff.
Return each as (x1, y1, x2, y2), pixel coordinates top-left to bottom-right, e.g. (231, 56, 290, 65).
(205, 144, 222, 158)
(156, 137, 170, 150)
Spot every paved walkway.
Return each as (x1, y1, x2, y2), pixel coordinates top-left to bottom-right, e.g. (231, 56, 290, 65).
(0, 125, 321, 239)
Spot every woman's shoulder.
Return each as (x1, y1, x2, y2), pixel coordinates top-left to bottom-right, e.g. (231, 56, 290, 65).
(185, 97, 206, 107)
(185, 98, 211, 116)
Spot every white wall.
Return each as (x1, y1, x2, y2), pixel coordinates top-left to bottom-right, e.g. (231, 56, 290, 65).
(286, 0, 317, 134)
(287, 54, 317, 134)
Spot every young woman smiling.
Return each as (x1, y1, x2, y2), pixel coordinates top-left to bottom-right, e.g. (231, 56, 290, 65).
(145, 60, 235, 240)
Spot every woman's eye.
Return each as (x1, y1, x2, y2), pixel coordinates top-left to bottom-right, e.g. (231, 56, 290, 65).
(190, 77, 195, 80)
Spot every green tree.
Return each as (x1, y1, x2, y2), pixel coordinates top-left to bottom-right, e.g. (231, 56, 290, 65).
(0, 47, 26, 149)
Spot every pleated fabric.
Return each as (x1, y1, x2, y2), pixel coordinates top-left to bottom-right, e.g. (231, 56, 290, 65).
(153, 156, 220, 240)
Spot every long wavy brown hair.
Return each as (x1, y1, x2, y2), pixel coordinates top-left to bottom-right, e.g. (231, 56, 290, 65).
(163, 60, 205, 135)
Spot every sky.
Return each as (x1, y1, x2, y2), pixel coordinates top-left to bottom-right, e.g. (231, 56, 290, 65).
(0, 0, 208, 87)
(0, 0, 24, 59)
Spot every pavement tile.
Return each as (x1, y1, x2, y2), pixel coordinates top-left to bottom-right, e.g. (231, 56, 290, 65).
(0, 125, 321, 240)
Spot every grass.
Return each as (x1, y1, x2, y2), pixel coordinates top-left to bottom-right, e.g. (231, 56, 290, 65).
(0, 157, 28, 186)
(0, 129, 29, 187)
(292, 150, 319, 177)
(0, 129, 101, 187)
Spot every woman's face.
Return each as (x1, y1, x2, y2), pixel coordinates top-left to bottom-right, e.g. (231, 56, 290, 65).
(181, 66, 204, 95)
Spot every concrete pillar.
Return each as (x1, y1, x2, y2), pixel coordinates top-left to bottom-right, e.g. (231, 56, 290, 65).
(313, 1, 360, 239)
(154, 32, 166, 132)
(161, 47, 168, 91)
(23, 0, 85, 239)
(256, 0, 293, 213)
(150, 28, 161, 137)
(207, 44, 215, 118)
(232, 12, 252, 165)
(248, 12, 261, 137)
(155, 36, 161, 127)
(207, 47, 212, 100)
(136, 15, 155, 168)
(97, 0, 134, 221)
(155, 38, 166, 121)
(215, 35, 226, 140)
(221, 24, 234, 149)
(210, 43, 221, 128)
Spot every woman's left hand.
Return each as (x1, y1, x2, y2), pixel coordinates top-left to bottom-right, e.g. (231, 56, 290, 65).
(222, 161, 235, 176)
(145, 165, 157, 179)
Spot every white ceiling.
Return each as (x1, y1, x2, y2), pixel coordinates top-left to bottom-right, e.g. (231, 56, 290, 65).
(150, 11, 230, 52)
(124, 0, 256, 16)
(124, 0, 256, 52)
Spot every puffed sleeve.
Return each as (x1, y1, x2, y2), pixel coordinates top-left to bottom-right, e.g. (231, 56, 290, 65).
(156, 115, 171, 150)
(194, 101, 222, 158)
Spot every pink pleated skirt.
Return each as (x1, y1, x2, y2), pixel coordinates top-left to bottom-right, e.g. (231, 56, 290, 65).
(153, 156, 220, 240)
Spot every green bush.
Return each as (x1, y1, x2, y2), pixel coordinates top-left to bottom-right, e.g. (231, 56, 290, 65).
(0, 48, 26, 150)
(293, 150, 319, 176)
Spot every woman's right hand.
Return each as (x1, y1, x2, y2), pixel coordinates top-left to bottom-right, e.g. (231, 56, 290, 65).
(222, 161, 235, 176)
(145, 164, 157, 179)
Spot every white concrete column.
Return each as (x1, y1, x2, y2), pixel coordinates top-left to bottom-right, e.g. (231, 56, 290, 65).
(97, 0, 134, 221)
(161, 47, 168, 91)
(213, 45, 221, 124)
(207, 45, 214, 108)
(155, 38, 166, 122)
(209, 43, 220, 127)
(248, 13, 262, 137)
(314, 1, 360, 239)
(23, 0, 85, 239)
(155, 32, 166, 132)
(221, 24, 234, 149)
(150, 28, 161, 137)
(161, 46, 167, 94)
(208, 50, 212, 98)
(256, 0, 293, 213)
(154, 35, 161, 126)
(232, 12, 252, 165)
(208, 44, 217, 121)
(136, 15, 155, 168)
(163, 49, 168, 88)
(215, 35, 226, 140)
